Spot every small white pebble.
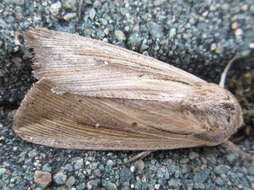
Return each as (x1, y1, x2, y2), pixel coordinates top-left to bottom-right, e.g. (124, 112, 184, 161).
(210, 43, 217, 51)
(104, 61, 109, 65)
(102, 38, 108, 42)
(50, 2, 61, 16)
(155, 184, 160, 189)
(169, 28, 177, 38)
(13, 146, 18, 151)
(142, 176, 147, 183)
(10, 178, 15, 183)
(104, 28, 109, 35)
(249, 43, 254, 49)
(85, 161, 90, 165)
(42, 1, 47, 6)
(87, 183, 92, 190)
(0, 123, 3, 128)
(202, 11, 208, 17)
(241, 4, 248, 11)
(235, 28, 243, 36)
(63, 13, 76, 21)
(130, 165, 135, 172)
(231, 22, 238, 30)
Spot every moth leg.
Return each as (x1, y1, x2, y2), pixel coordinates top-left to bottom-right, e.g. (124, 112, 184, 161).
(219, 55, 238, 88)
(122, 151, 154, 165)
(131, 151, 154, 162)
(229, 136, 244, 143)
(222, 141, 253, 161)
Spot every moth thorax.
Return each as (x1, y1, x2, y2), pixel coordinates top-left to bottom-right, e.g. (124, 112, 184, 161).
(188, 83, 243, 144)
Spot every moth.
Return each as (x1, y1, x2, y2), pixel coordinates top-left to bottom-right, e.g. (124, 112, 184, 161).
(13, 28, 245, 159)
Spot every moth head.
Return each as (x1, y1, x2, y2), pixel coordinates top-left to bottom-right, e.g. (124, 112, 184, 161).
(187, 83, 243, 145)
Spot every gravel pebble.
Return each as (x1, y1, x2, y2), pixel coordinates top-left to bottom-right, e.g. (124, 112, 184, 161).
(215, 177, 225, 186)
(106, 159, 114, 167)
(63, 13, 76, 21)
(168, 179, 181, 187)
(66, 176, 76, 186)
(214, 165, 230, 175)
(87, 179, 100, 190)
(42, 163, 52, 172)
(59, 164, 71, 172)
(34, 170, 52, 187)
(120, 167, 133, 183)
(248, 166, 254, 175)
(104, 181, 118, 190)
(0, 168, 6, 176)
(133, 159, 145, 173)
(149, 22, 163, 39)
(72, 157, 84, 170)
(53, 172, 67, 185)
(28, 150, 38, 158)
(50, 2, 62, 16)
(189, 152, 199, 159)
(194, 170, 210, 183)
(114, 30, 126, 41)
(89, 8, 96, 20)
(226, 153, 239, 162)
(62, 0, 76, 10)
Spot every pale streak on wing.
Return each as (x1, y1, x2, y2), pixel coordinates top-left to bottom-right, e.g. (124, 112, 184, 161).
(24, 28, 206, 102)
(13, 79, 208, 150)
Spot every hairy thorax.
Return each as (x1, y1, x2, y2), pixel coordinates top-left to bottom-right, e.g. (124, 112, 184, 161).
(182, 83, 243, 145)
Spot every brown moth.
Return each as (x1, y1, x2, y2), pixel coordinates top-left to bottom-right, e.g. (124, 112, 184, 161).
(13, 28, 243, 153)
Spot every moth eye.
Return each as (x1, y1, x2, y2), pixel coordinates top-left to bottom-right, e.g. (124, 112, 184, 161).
(220, 102, 235, 112)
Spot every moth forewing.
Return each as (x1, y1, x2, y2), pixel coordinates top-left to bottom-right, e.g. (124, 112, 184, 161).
(23, 28, 205, 101)
(13, 28, 243, 151)
(13, 79, 209, 150)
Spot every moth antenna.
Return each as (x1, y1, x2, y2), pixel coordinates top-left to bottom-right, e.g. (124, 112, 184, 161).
(219, 55, 238, 88)
(222, 141, 253, 161)
(219, 56, 252, 161)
